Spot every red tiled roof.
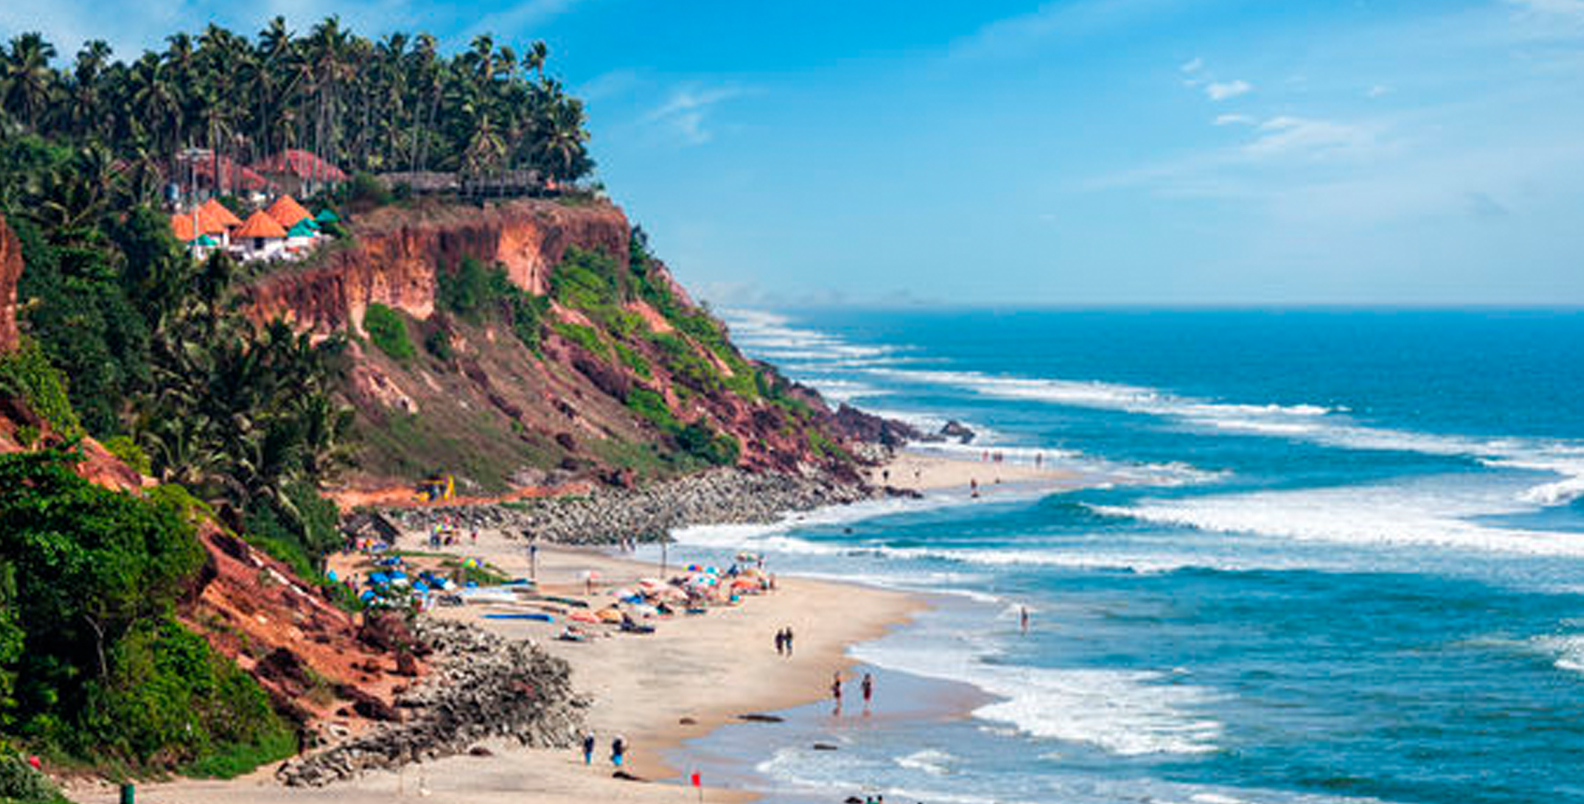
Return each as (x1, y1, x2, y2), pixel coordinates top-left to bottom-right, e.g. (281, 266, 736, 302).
(234, 210, 288, 240)
(252, 149, 348, 183)
(170, 213, 199, 242)
(192, 155, 275, 193)
(266, 195, 313, 229)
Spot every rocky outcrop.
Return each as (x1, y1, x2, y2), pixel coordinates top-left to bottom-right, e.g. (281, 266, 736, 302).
(243, 199, 630, 334)
(277, 620, 585, 787)
(0, 213, 21, 354)
(388, 467, 890, 545)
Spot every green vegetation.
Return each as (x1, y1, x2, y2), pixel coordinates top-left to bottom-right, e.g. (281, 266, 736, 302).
(0, 338, 80, 440)
(552, 321, 608, 358)
(363, 303, 416, 362)
(436, 257, 548, 352)
(0, 20, 593, 190)
(0, 449, 294, 772)
(0, 752, 64, 802)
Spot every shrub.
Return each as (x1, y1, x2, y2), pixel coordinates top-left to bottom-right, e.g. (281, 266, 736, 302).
(0, 753, 57, 802)
(625, 387, 677, 432)
(0, 337, 83, 440)
(437, 257, 494, 319)
(424, 328, 454, 361)
(677, 421, 740, 466)
(363, 303, 415, 362)
(102, 435, 152, 476)
(552, 322, 607, 357)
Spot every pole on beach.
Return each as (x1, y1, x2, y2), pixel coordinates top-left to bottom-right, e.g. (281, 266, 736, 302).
(661, 537, 668, 577)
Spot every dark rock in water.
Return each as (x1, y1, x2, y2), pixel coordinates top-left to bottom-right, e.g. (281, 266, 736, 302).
(940, 419, 976, 444)
(813, 742, 840, 751)
(845, 797, 864, 804)
(467, 745, 493, 757)
(737, 713, 784, 723)
(678, 716, 697, 725)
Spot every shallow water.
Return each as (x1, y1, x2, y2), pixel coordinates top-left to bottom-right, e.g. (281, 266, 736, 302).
(670, 309, 1584, 804)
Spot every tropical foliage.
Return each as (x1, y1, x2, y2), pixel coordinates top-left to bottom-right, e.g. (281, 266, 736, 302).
(0, 449, 294, 771)
(0, 18, 593, 188)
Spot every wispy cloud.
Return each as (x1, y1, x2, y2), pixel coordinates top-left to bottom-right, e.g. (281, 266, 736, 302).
(1244, 116, 1377, 159)
(1214, 113, 1255, 126)
(1367, 84, 1393, 98)
(644, 85, 749, 146)
(1205, 79, 1253, 101)
(1181, 56, 1204, 73)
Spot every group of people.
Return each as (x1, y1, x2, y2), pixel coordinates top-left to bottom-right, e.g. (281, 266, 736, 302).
(581, 732, 627, 768)
(831, 670, 875, 715)
(774, 626, 796, 656)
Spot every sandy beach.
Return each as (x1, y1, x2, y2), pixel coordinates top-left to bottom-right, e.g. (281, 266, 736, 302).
(867, 448, 1084, 493)
(69, 529, 921, 804)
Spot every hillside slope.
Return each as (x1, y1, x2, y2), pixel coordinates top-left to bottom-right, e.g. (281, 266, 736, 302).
(240, 198, 907, 501)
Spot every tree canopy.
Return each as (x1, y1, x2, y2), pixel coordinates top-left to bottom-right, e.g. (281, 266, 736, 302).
(0, 17, 594, 190)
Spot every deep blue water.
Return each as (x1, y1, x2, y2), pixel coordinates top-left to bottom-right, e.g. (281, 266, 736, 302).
(668, 309, 1584, 804)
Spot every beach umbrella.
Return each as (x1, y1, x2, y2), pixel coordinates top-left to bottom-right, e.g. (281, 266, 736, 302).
(569, 610, 600, 624)
(596, 608, 624, 623)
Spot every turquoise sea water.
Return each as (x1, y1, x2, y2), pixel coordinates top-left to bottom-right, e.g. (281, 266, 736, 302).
(668, 309, 1584, 804)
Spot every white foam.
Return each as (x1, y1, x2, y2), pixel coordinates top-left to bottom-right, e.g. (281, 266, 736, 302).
(852, 638, 1223, 756)
(864, 365, 1584, 510)
(1538, 634, 1584, 674)
(894, 748, 954, 776)
(1092, 475, 1584, 558)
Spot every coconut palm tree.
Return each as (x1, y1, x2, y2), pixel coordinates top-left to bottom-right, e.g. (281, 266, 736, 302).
(2, 33, 58, 130)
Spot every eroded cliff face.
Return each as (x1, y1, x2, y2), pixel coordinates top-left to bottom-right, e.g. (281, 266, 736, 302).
(242, 199, 629, 334)
(0, 213, 21, 354)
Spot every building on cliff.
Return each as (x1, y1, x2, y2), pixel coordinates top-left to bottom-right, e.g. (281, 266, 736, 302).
(252, 149, 348, 197)
(234, 210, 289, 260)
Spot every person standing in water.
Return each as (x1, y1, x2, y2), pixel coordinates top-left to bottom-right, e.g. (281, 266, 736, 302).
(861, 672, 874, 713)
(1020, 605, 1030, 635)
(831, 671, 843, 714)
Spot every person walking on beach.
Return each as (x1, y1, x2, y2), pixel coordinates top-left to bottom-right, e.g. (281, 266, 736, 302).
(582, 733, 595, 765)
(785, 627, 794, 657)
(861, 672, 874, 713)
(831, 671, 844, 714)
(611, 735, 627, 768)
(774, 628, 786, 656)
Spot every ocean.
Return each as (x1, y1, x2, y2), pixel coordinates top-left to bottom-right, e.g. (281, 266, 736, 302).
(662, 309, 1584, 804)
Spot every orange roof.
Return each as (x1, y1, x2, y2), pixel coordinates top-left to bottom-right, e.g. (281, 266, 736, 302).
(170, 213, 199, 242)
(266, 195, 312, 229)
(169, 207, 227, 241)
(234, 210, 288, 240)
(200, 197, 243, 228)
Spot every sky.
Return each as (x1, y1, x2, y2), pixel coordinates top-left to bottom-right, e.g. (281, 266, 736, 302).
(3, 0, 1584, 307)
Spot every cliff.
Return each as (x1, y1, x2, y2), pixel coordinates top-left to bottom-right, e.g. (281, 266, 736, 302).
(243, 199, 630, 334)
(0, 220, 420, 749)
(237, 198, 895, 499)
(0, 213, 20, 353)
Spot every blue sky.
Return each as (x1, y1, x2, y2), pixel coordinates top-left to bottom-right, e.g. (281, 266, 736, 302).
(4, 0, 1584, 306)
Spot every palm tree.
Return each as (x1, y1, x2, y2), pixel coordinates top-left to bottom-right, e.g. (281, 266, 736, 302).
(63, 40, 112, 138)
(2, 33, 59, 130)
(526, 41, 548, 82)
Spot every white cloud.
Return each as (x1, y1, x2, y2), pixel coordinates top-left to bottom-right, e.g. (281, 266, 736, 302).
(1214, 113, 1255, 126)
(1367, 84, 1392, 98)
(644, 85, 748, 146)
(1181, 56, 1204, 73)
(1245, 116, 1375, 158)
(1205, 79, 1253, 101)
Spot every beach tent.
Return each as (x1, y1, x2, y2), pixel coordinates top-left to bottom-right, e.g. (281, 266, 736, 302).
(596, 608, 625, 623)
(316, 208, 341, 224)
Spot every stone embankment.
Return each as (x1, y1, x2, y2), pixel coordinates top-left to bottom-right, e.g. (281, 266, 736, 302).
(388, 468, 903, 544)
(277, 620, 585, 787)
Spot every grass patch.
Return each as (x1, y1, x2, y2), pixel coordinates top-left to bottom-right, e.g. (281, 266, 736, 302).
(363, 303, 416, 363)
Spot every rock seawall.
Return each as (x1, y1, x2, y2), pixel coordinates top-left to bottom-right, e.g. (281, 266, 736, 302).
(277, 619, 585, 787)
(389, 468, 898, 544)
(243, 199, 630, 334)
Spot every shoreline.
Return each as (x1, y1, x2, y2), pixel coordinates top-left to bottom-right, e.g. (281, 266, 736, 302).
(67, 451, 1103, 804)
